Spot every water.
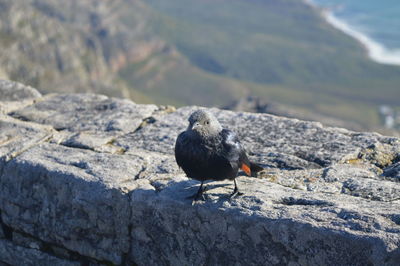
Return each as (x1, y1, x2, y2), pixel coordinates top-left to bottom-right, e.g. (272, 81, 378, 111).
(310, 0, 400, 65)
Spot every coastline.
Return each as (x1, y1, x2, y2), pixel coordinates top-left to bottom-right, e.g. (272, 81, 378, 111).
(304, 0, 400, 66)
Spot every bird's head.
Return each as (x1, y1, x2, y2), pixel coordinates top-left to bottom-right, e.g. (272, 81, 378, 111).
(188, 110, 222, 137)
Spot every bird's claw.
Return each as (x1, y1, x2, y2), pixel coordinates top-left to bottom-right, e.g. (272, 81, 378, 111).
(187, 185, 208, 204)
(191, 196, 206, 205)
(229, 189, 244, 199)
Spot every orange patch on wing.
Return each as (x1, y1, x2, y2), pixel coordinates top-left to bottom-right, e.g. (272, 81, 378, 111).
(241, 163, 251, 176)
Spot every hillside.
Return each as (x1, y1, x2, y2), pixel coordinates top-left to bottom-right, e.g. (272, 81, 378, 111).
(0, 0, 155, 101)
(0, 0, 399, 132)
(138, 0, 400, 130)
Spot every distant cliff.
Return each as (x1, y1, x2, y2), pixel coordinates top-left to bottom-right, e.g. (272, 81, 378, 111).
(1, 0, 400, 132)
(0, 0, 165, 101)
(0, 80, 399, 265)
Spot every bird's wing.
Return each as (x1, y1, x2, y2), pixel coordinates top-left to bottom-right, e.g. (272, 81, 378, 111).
(174, 131, 187, 169)
(220, 129, 251, 176)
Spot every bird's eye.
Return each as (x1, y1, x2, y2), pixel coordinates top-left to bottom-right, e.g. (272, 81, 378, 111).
(206, 121, 209, 125)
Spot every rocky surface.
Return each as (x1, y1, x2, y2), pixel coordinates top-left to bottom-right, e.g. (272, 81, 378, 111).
(0, 80, 42, 113)
(0, 80, 399, 265)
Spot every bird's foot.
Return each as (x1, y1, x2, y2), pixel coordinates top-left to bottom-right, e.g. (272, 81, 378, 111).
(229, 188, 244, 199)
(191, 197, 206, 205)
(187, 185, 208, 205)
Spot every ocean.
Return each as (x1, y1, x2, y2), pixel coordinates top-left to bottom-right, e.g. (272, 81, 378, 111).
(309, 0, 400, 65)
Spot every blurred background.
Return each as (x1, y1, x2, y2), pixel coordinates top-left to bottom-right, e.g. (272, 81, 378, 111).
(0, 0, 399, 135)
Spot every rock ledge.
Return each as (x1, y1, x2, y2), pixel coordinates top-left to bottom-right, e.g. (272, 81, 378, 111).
(0, 80, 399, 265)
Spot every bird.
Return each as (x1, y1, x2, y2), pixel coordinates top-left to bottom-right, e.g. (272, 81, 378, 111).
(174, 109, 263, 202)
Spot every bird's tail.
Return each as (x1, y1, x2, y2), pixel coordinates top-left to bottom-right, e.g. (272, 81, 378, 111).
(240, 161, 264, 177)
(250, 161, 264, 176)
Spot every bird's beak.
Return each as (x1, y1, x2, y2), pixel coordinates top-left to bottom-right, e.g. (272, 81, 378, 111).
(191, 122, 201, 130)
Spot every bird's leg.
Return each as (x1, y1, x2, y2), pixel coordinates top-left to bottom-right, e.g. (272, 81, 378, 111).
(187, 181, 207, 203)
(230, 178, 244, 199)
(194, 181, 206, 200)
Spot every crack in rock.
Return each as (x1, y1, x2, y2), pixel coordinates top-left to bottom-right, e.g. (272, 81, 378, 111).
(280, 197, 334, 206)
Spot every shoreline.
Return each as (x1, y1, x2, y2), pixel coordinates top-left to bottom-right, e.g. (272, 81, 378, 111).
(304, 0, 400, 66)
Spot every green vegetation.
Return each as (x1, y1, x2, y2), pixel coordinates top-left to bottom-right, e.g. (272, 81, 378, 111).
(119, 51, 249, 107)
(119, 0, 400, 130)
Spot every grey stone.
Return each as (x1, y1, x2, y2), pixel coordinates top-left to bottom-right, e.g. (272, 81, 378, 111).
(116, 106, 399, 169)
(383, 162, 400, 181)
(341, 177, 400, 201)
(256, 163, 400, 202)
(0, 239, 78, 266)
(10, 93, 158, 132)
(129, 177, 400, 266)
(349, 142, 400, 169)
(1, 88, 400, 265)
(0, 143, 146, 264)
(49, 246, 71, 261)
(260, 152, 321, 170)
(10, 93, 160, 152)
(114, 106, 400, 265)
(0, 80, 41, 102)
(0, 80, 42, 113)
(12, 232, 43, 250)
(0, 114, 54, 161)
(59, 131, 126, 154)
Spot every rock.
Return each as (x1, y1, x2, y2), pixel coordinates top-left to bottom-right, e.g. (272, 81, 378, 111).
(10, 93, 160, 152)
(355, 142, 399, 169)
(0, 239, 80, 266)
(0, 80, 41, 101)
(0, 239, 78, 266)
(0, 80, 42, 113)
(0, 143, 147, 264)
(12, 232, 43, 250)
(10, 93, 158, 133)
(0, 83, 399, 265)
(383, 162, 400, 181)
(0, 114, 54, 161)
(130, 179, 400, 266)
(116, 106, 400, 265)
(115, 106, 398, 168)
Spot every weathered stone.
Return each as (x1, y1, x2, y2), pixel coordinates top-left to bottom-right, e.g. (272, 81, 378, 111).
(130, 178, 400, 265)
(341, 177, 400, 201)
(114, 106, 400, 265)
(256, 163, 400, 202)
(10, 93, 158, 132)
(383, 162, 400, 181)
(116, 106, 398, 169)
(12, 232, 43, 250)
(0, 80, 42, 113)
(354, 142, 399, 168)
(0, 80, 41, 101)
(49, 246, 71, 261)
(323, 163, 400, 200)
(0, 114, 54, 161)
(260, 152, 321, 170)
(1, 87, 400, 265)
(10, 93, 159, 151)
(0, 239, 78, 266)
(0, 143, 146, 264)
(60, 132, 126, 154)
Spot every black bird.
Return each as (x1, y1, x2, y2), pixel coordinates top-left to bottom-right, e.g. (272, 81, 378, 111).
(175, 110, 263, 201)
